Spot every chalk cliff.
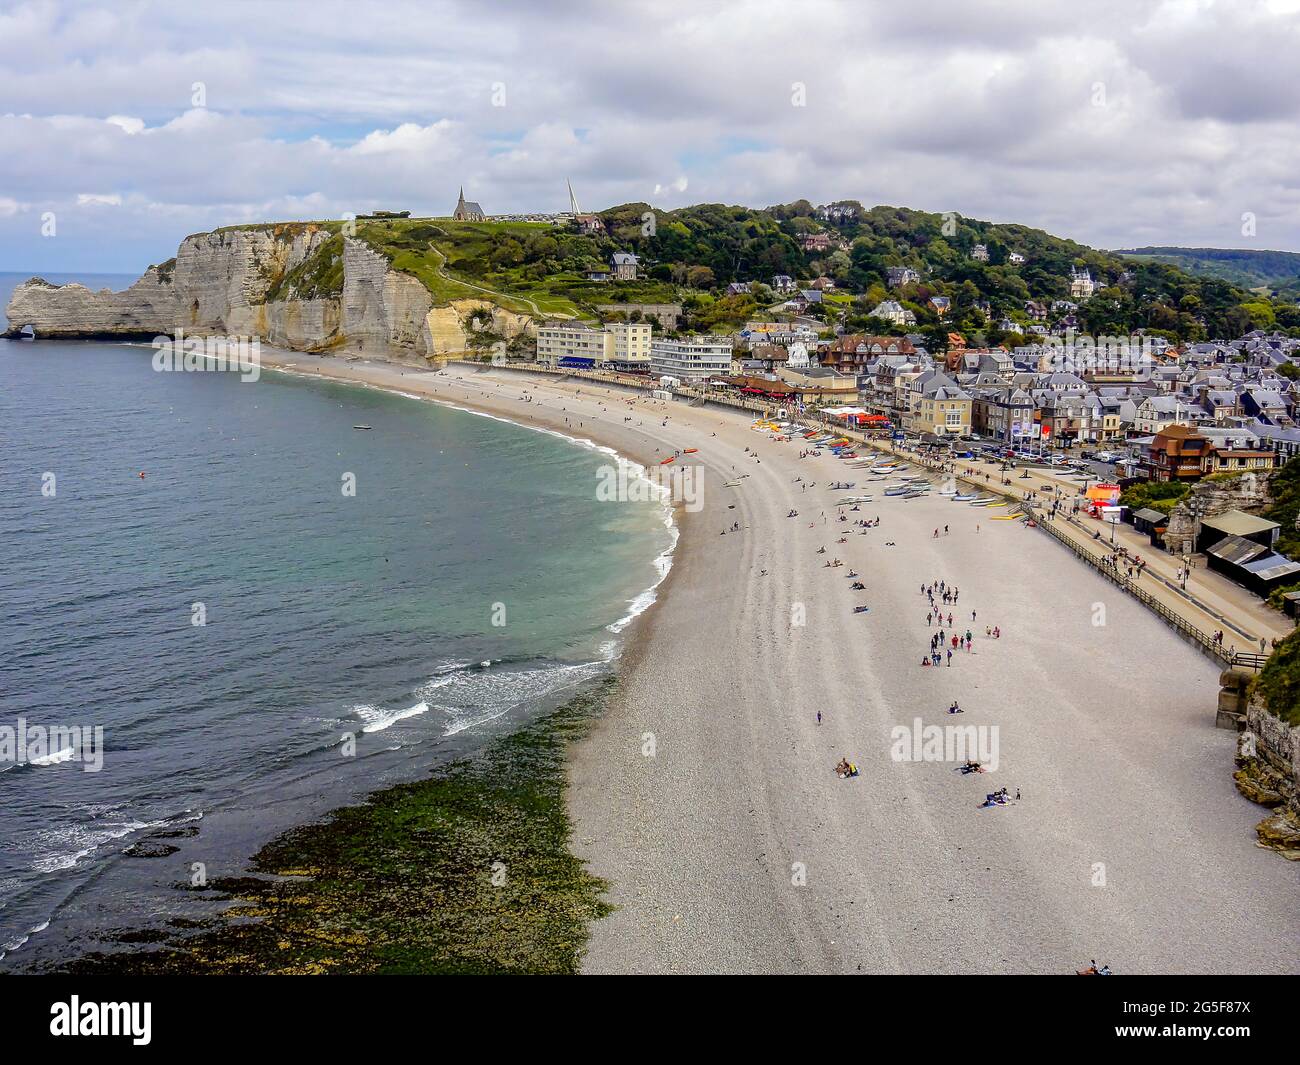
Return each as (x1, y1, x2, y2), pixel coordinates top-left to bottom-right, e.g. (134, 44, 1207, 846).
(3, 223, 535, 362)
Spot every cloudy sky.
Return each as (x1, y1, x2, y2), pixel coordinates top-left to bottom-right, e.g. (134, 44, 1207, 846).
(3, 0, 1300, 273)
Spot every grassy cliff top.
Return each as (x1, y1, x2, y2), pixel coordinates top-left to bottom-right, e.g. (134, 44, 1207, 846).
(196, 200, 1300, 340)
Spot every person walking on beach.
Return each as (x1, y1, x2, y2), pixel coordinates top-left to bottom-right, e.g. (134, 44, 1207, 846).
(817, 711, 822, 725)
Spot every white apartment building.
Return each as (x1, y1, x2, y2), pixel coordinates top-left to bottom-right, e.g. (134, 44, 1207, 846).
(536, 321, 653, 368)
(650, 335, 733, 382)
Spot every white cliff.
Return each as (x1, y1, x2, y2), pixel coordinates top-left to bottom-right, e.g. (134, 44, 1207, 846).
(4, 222, 536, 362)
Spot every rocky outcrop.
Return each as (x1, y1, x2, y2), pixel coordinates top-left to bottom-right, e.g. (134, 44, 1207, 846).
(3, 223, 537, 361)
(1234, 696, 1300, 859)
(1163, 471, 1276, 554)
(4, 269, 179, 339)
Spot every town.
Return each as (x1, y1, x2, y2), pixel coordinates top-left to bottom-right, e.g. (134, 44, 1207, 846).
(435, 187, 1300, 613)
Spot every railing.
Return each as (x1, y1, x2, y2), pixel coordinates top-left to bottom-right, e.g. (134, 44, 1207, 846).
(1026, 509, 1269, 669)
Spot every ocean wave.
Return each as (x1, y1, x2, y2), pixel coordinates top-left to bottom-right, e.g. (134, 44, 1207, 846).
(0, 919, 49, 960)
(425, 659, 607, 737)
(27, 810, 203, 875)
(27, 746, 77, 767)
(355, 701, 431, 734)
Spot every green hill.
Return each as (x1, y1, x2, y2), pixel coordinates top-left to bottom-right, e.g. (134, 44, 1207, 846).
(1115, 246, 1300, 296)
(249, 206, 1300, 341)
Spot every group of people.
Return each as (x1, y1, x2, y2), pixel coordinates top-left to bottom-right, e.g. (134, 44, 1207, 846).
(981, 787, 1017, 808)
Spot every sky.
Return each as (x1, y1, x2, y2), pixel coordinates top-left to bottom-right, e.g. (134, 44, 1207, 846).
(3, 0, 1300, 273)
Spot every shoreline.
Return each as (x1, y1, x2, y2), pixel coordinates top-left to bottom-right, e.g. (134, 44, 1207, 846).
(167, 349, 1300, 973)
(13, 341, 1300, 974)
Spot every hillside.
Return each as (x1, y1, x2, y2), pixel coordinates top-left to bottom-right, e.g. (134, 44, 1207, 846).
(12, 203, 1300, 349)
(1116, 246, 1300, 297)
(332, 202, 1300, 342)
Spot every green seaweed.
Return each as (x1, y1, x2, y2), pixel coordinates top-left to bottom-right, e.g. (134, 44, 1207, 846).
(52, 679, 615, 975)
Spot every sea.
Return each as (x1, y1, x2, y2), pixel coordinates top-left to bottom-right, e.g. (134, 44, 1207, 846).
(0, 272, 675, 968)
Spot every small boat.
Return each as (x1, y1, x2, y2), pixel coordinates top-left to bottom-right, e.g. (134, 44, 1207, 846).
(884, 487, 911, 496)
(724, 479, 743, 487)
(953, 493, 980, 501)
(683, 448, 698, 454)
(353, 424, 372, 430)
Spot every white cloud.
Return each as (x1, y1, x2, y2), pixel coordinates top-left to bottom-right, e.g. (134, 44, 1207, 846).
(105, 115, 144, 135)
(2, 0, 1299, 271)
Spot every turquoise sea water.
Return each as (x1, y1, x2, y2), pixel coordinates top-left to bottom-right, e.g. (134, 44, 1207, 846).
(0, 273, 673, 966)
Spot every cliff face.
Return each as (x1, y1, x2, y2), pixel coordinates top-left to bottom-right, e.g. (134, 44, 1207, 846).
(3, 224, 535, 362)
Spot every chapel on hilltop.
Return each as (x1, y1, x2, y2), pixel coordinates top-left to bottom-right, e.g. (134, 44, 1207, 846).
(453, 187, 486, 222)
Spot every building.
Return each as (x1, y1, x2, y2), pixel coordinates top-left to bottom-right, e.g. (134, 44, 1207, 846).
(1196, 509, 1281, 554)
(869, 300, 913, 327)
(912, 383, 973, 436)
(886, 266, 920, 288)
(822, 334, 916, 375)
(536, 321, 653, 369)
(1070, 267, 1096, 299)
(650, 335, 733, 382)
(1133, 395, 1193, 435)
(1142, 424, 1213, 481)
(610, 252, 639, 281)
(971, 244, 989, 262)
(452, 187, 486, 222)
(771, 274, 796, 294)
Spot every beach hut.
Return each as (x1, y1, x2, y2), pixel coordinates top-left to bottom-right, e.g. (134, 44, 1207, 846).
(1195, 509, 1280, 554)
(1130, 507, 1167, 545)
(1203, 534, 1300, 598)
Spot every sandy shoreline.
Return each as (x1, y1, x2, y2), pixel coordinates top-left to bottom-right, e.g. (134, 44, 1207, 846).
(253, 350, 1299, 975)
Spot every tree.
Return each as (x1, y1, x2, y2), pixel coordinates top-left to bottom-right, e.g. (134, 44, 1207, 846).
(686, 266, 716, 289)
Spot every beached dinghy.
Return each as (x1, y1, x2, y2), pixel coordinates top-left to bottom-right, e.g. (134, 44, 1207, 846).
(953, 493, 980, 501)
